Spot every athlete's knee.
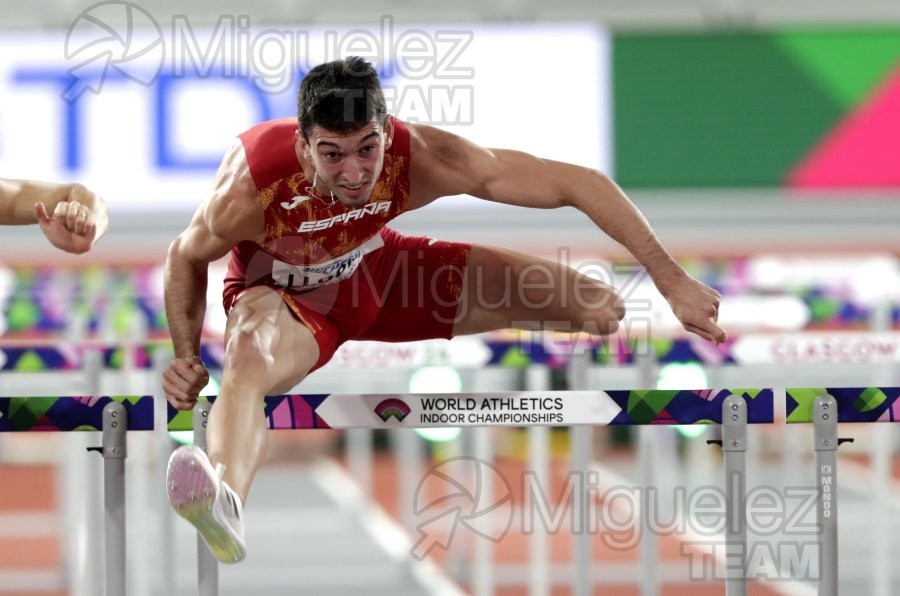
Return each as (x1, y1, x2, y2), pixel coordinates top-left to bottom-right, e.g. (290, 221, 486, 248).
(224, 300, 280, 371)
(610, 293, 626, 321)
(578, 287, 625, 335)
(594, 303, 625, 335)
(604, 303, 626, 334)
(223, 325, 275, 373)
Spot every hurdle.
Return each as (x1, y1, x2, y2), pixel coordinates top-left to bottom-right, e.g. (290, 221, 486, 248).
(171, 386, 773, 596)
(0, 395, 154, 596)
(3, 386, 898, 595)
(785, 387, 900, 596)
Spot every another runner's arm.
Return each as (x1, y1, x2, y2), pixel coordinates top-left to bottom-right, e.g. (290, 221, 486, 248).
(0, 177, 105, 228)
(0, 178, 109, 254)
(164, 141, 262, 359)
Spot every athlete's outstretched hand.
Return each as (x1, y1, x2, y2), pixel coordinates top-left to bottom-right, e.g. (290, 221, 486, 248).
(657, 272, 726, 344)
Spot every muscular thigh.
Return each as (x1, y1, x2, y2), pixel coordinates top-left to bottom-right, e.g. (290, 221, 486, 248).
(225, 286, 325, 394)
(357, 233, 470, 343)
(452, 244, 623, 336)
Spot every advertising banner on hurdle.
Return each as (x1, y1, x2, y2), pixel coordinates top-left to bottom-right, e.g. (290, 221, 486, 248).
(0, 396, 154, 431)
(166, 388, 774, 430)
(786, 387, 900, 423)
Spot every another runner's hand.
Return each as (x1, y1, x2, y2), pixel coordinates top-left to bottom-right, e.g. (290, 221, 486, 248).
(35, 201, 97, 254)
(163, 357, 210, 411)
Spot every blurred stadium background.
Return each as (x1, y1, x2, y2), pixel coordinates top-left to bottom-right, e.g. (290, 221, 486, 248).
(1, 1, 899, 595)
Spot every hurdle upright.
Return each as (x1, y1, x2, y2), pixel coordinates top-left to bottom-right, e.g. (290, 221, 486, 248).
(786, 387, 900, 596)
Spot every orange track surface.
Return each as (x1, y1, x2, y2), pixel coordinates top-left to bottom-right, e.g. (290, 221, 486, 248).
(0, 464, 64, 596)
(363, 455, 786, 596)
(6, 448, 876, 595)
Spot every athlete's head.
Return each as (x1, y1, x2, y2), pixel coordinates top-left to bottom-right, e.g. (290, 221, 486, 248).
(296, 57, 393, 208)
(297, 57, 387, 139)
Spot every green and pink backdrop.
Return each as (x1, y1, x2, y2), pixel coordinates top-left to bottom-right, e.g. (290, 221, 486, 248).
(613, 28, 900, 189)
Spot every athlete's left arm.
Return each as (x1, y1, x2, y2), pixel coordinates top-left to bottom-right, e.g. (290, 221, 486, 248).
(0, 177, 109, 254)
(408, 123, 726, 344)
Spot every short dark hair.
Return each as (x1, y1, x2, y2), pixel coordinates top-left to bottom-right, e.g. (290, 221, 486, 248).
(297, 57, 387, 140)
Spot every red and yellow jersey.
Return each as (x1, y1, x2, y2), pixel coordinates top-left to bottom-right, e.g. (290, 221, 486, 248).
(225, 117, 412, 291)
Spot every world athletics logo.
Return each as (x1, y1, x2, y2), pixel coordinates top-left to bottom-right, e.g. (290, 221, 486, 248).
(374, 398, 411, 422)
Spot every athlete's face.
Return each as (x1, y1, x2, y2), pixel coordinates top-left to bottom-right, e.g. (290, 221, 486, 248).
(299, 117, 394, 209)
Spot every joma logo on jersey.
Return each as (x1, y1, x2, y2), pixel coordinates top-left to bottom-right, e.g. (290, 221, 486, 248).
(297, 201, 391, 232)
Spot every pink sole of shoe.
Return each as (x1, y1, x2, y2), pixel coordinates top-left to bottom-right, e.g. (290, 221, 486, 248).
(167, 448, 245, 563)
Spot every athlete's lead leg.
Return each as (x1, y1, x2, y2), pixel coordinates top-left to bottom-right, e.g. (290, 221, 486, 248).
(168, 286, 320, 563)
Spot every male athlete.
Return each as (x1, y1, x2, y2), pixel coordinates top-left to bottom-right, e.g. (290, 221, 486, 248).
(1, 177, 108, 254)
(163, 57, 725, 563)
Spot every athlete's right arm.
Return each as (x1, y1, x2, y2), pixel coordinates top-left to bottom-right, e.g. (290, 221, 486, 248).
(163, 140, 262, 410)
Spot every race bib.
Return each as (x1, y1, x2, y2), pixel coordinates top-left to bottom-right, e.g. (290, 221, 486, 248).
(270, 233, 384, 290)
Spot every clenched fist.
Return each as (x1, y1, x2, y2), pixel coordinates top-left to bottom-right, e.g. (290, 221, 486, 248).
(35, 201, 99, 255)
(163, 357, 211, 411)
